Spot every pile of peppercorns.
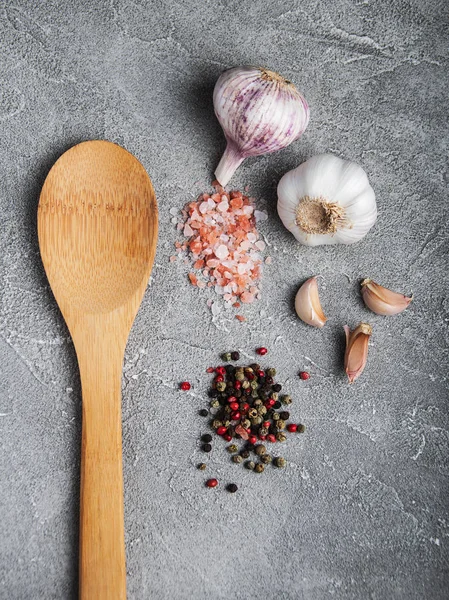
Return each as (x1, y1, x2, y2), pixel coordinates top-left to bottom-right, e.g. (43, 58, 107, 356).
(192, 348, 306, 492)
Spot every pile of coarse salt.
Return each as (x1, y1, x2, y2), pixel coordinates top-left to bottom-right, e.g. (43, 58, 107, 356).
(172, 184, 269, 309)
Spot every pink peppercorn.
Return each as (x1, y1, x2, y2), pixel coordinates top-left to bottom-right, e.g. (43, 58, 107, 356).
(287, 423, 298, 433)
(299, 371, 310, 380)
(256, 347, 268, 356)
(206, 478, 218, 488)
(180, 381, 191, 391)
(216, 426, 227, 436)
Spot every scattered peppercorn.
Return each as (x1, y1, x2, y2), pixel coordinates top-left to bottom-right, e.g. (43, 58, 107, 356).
(180, 381, 191, 391)
(272, 383, 282, 393)
(202, 443, 212, 453)
(231, 351, 240, 361)
(199, 409, 209, 417)
(198, 463, 207, 470)
(206, 478, 218, 488)
(227, 444, 238, 453)
(208, 389, 218, 398)
(256, 347, 268, 355)
(222, 352, 232, 362)
(232, 454, 243, 464)
(255, 445, 266, 456)
(280, 411, 290, 421)
(273, 401, 282, 409)
(240, 449, 250, 459)
(227, 483, 238, 493)
(276, 420, 286, 430)
(210, 399, 220, 408)
(245, 460, 255, 470)
(298, 424, 306, 433)
(267, 434, 276, 443)
(281, 395, 292, 405)
(202, 434, 212, 443)
(248, 435, 257, 445)
(261, 454, 272, 464)
(254, 464, 264, 473)
(299, 371, 310, 380)
(266, 368, 276, 377)
(273, 457, 286, 468)
(272, 412, 280, 421)
(287, 423, 298, 433)
(276, 432, 287, 442)
(223, 433, 232, 442)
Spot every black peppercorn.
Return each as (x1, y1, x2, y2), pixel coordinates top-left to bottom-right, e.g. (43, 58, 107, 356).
(250, 363, 261, 372)
(234, 390, 242, 398)
(273, 401, 281, 409)
(199, 409, 209, 417)
(231, 351, 240, 361)
(225, 364, 236, 374)
(265, 376, 274, 385)
(272, 383, 282, 392)
(201, 434, 212, 443)
(227, 483, 238, 493)
(209, 389, 218, 398)
(240, 450, 250, 459)
(197, 463, 207, 470)
(202, 443, 212, 453)
(280, 411, 290, 420)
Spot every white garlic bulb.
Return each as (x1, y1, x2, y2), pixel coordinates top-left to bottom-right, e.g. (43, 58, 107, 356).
(277, 154, 377, 246)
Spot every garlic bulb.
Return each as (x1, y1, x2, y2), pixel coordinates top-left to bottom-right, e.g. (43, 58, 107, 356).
(295, 277, 327, 327)
(213, 66, 309, 187)
(361, 279, 412, 315)
(344, 323, 372, 383)
(277, 154, 377, 246)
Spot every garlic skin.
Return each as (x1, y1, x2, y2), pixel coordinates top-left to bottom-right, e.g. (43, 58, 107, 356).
(277, 154, 377, 246)
(213, 66, 309, 186)
(344, 323, 372, 383)
(361, 279, 412, 316)
(295, 277, 327, 327)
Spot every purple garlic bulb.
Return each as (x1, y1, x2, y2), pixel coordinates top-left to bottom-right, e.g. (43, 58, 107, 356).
(213, 66, 309, 187)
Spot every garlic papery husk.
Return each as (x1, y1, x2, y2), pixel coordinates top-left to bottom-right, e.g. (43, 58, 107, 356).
(344, 323, 372, 383)
(213, 66, 309, 186)
(361, 279, 412, 316)
(277, 154, 377, 246)
(295, 276, 327, 327)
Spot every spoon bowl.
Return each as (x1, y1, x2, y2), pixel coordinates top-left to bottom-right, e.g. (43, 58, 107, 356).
(38, 141, 158, 600)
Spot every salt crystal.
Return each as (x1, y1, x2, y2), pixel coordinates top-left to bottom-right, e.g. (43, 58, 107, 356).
(169, 256, 177, 262)
(215, 285, 224, 295)
(207, 299, 213, 307)
(254, 210, 268, 222)
(255, 240, 266, 251)
(223, 284, 232, 293)
(169, 207, 178, 216)
(241, 292, 255, 304)
(177, 223, 184, 231)
(215, 244, 229, 259)
(247, 232, 257, 243)
(220, 234, 229, 242)
(184, 224, 194, 237)
(265, 256, 272, 264)
(240, 240, 250, 251)
(171, 217, 178, 224)
(224, 293, 233, 302)
(211, 302, 220, 316)
(224, 271, 232, 279)
(197, 280, 206, 288)
(243, 205, 253, 215)
(237, 263, 247, 275)
(217, 200, 229, 212)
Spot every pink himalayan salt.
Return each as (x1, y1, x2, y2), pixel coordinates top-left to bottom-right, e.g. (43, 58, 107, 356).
(176, 184, 266, 305)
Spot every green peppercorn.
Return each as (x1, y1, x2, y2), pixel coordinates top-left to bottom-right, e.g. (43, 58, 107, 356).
(266, 368, 276, 377)
(222, 352, 232, 362)
(235, 372, 245, 382)
(281, 394, 292, 405)
(272, 412, 280, 421)
(197, 463, 207, 470)
(240, 449, 250, 459)
(223, 420, 231, 428)
(276, 419, 286, 430)
(244, 367, 254, 374)
(210, 399, 220, 408)
(271, 392, 279, 401)
(241, 378, 250, 387)
(224, 406, 231, 415)
(227, 444, 238, 453)
(232, 454, 243, 464)
(276, 432, 287, 442)
(251, 416, 263, 426)
(251, 390, 259, 399)
(259, 426, 269, 436)
(245, 460, 255, 470)
(250, 380, 259, 390)
(253, 399, 263, 407)
(241, 418, 251, 429)
(261, 454, 272, 464)
(212, 420, 223, 429)
(216, 382, 227, 392)
(274, 457, 286, 468)
(298, 424, 306, 433)
(255, 444, 266, 456)
(257, 405, 267, 416)
(280, 411, 290, 421)
(254, 464, 264, 473)
(248, 408, 258, 419)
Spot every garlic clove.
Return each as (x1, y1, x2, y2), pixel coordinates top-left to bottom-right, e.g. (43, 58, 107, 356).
(344, 323, 372, 383)
(295, 276, 327, 328)
(361, 279, 412, 316)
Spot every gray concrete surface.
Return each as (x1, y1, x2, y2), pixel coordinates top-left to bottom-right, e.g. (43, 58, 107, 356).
(1, 1, 448, 598)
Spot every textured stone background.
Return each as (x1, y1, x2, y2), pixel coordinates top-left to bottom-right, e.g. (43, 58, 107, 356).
(1, 1, 448, 598)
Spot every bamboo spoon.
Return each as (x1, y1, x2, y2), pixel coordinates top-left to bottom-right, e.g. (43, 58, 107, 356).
(38, 140, 158, 600)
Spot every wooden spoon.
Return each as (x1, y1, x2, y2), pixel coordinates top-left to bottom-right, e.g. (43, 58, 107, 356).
(38, 140, 158, 599)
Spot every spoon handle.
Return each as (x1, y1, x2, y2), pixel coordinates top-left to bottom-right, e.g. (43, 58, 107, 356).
(77, 330, 127, 600)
